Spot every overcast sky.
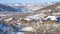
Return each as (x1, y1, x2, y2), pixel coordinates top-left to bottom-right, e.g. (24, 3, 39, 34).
(0, 0, 60, 4)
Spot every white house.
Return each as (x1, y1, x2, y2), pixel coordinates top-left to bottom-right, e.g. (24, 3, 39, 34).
(43, 15, 57, 21)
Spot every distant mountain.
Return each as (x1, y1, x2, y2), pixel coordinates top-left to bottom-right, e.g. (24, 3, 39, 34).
(22, 2, 60, 17)
(30, 2, 60, 15)
(0, 3, 58, 12)
(0, 4, 22, 12)
(35, 2, 60, 12)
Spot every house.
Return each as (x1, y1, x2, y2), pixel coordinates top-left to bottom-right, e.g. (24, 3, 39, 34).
(4, 18, 13, 23)
(43, 15, 57, 21)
